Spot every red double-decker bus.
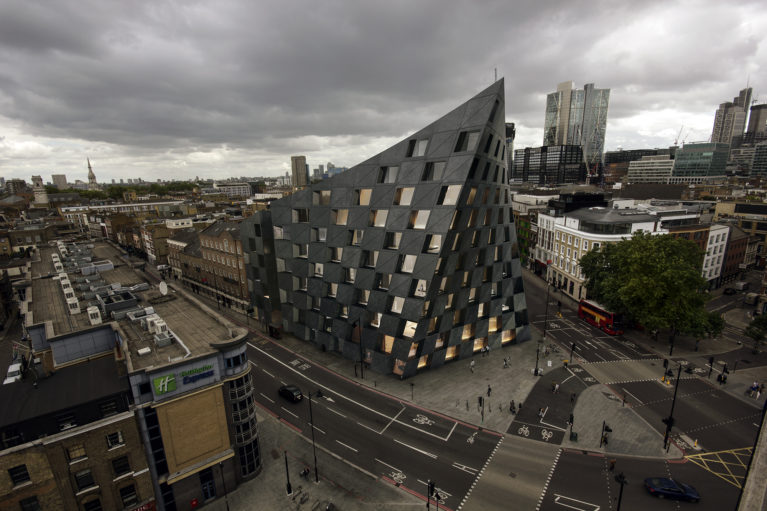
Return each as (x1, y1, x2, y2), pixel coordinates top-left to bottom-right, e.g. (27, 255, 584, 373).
(578, 299, 624, 335)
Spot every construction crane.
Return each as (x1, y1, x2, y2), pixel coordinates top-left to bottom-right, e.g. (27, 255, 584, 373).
(674, 125, 684, 146)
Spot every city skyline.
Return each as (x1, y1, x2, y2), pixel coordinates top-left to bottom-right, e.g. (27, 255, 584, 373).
(0, 0, 765, 182)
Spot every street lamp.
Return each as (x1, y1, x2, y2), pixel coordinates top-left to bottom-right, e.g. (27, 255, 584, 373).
(351, 318, 363, 379)
(284, 451, 292, 495)
(307, 390, 321, 483)
(542, 261, 553, 340)
(218, 461, 230, 511)
(615, 472, 627, 510)
(662, 363, 683, 451)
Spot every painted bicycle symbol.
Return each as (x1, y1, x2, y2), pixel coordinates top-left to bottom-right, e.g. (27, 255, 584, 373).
(518, 425, 530, 437)
(467, 432, 477, 444)
(413, 414, 435, 426)
(541, 429, 553, 441)
(390, 471, 406, 484)
(583, 376, 596, 382)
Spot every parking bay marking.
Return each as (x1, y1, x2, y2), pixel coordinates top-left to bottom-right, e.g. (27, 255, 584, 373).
(451, 461, 478, 475)
(553, 494, 600, 510)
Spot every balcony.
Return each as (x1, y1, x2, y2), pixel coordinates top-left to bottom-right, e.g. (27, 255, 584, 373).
(229, 378, 254, 401)
(231, 403, 256, 423)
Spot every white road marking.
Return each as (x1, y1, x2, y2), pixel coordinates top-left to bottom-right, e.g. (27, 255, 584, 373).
(446, 421, 458, 441)
(394, 439, 438, 459)
(336, 440, 358, 452)
(259, 393, 274, 403)
(621, 388, 642, 405)
(553, 494, 600, 510)
(375, 458, 402, 473)
(357, 422, 380, 434)
(310, 423, 326, 435)
(262, 369, 274, 378)
(451, 462, 478, 475)
(248, 342, 458, 442)
(381, 406, 406, 434)
(281, 407, 298, 419)
(326, 407, 347, 418)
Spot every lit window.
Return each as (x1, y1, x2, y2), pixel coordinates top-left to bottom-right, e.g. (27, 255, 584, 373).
(390, 297, 405, 314)
(409, 210, 430, 229)
(423, 234, 442, 253)
(394, 187, 414, 206)
(399, 255, 417, 273)
(334, 209, 349, 226)
(437, 185, 462, 206)
(403, 321, 418, 337)
(357, 189, 372, 205)
(379, 166, 399, 183)
(371, 210, 388, 227)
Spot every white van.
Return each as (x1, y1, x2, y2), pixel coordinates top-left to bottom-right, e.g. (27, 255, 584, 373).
(3, 363, 22, 385)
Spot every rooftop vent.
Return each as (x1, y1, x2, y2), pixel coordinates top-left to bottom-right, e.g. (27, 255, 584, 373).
(137, 347, 152, 356)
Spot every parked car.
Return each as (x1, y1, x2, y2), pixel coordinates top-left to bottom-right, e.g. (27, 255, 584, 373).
(644, 477, 700, 502)
(278, 384, 303, 403)
(723, 287, 737, 295)
(3, 363, 22, 385)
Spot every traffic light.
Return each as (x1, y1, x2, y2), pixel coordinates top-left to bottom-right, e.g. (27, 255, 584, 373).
(604, 424, 612, 433)
(709, 356, 714, 366)
(662, 416, 675, 428)
(663, 359, 669, 369)
(569, 413, 574, 426)
(427, 480, 435, 497)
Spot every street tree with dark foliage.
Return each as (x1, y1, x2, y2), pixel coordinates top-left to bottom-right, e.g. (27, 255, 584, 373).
(580, 232, 718, 345)
(744, 314, 767, 353)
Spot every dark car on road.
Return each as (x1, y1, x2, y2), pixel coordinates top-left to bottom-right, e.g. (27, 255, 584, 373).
(723, 287, 737, 295)
(278, 384, 303, 403)
(644, 477, 700, 502)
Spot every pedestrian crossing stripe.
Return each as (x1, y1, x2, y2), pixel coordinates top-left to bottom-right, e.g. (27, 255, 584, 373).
(685, 447, 752, 488)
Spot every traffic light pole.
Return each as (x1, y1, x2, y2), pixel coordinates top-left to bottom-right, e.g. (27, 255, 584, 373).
(663, 364, 683, 451)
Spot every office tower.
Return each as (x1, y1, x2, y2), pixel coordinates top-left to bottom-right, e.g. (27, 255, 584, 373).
(670, 142, 729, 184)
(291, 156, 308, 188)
(712, 87, 752, 146)
(243, 80, 530, 378)
(543, 81, 610, 170)
(52, 174, 68, 189)
(511, 145, 585, 184)
(505, 123, 515, 179)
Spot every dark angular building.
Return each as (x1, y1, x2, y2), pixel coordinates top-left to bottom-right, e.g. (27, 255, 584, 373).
(242, 80, 530, 378)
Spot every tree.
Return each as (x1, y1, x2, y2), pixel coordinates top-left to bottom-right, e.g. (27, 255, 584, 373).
(744, 314, 767, 353)
(580, 232, 710, 344)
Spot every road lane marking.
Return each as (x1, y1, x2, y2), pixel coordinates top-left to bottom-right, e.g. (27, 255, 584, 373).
(381, 406, 406, 434)
(259, 393, 274, 403)
(357, 422, 380, 434)
(326, 407, 347, 418)
(375, 458, 403, 473)
(249, 341, 458, 442)
(262, 369, 274, 378)
(451, 462, 478, 475)
(394, 439, 437, 459)
(310, 423, 326, 435)
(446, 421, 458, 441)
(336, 440, 358, 452)
(281, 407, 298, 419)
(621, 387, 642, 405)
(553, 494, 600, 510)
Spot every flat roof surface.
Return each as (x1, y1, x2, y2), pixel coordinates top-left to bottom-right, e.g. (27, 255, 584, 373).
(0, 354, 128, 428)
(30, 242, 236, 372)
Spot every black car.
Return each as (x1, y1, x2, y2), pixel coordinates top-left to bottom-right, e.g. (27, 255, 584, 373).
(644, 477, 700, 502)
(278, 384, 303, 403)
(723, 287, 737, 295)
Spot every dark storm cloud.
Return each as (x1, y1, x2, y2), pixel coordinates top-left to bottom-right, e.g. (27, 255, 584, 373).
(0, 0, 764, 180)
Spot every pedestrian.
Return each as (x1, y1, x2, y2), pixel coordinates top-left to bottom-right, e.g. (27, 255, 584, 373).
(759, 383, 764, 399)
(609, 459, 616, 472)
(470, 360, 475, 373)
(487, 385, 492, 397)
(554, 383, 560, 394)
(571, 392, 576, 404)
(538, 407, 544, 419)
(510, 400, 516, 414)
(503, 357, 509, 368)
(518, 402, 522, 413)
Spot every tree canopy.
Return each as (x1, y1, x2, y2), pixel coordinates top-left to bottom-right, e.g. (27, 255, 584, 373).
(744, 314, 767, 353)
(579, 232, 715, 338)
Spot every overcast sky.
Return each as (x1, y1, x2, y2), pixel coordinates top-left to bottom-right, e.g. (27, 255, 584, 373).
(1, 0, 764, 184)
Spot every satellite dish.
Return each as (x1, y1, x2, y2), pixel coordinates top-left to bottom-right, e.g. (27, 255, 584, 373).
(159, 281, 168, 296)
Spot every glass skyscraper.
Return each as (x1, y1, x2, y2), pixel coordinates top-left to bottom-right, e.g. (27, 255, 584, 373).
(543, 81, 610, 170)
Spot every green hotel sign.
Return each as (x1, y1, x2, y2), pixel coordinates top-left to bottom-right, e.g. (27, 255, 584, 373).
(153, 364, 214, 395)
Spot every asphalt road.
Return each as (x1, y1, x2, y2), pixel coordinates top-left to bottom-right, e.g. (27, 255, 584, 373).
(542, 450, 740, 511)
(246, 337, 501, 511)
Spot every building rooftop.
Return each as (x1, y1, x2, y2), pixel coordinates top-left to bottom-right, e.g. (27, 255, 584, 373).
(28, 241, 240, 373)
(567, 207, 658, 224)
(0, 354, 128, 429)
